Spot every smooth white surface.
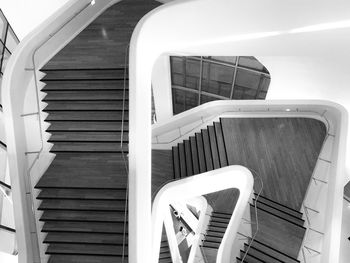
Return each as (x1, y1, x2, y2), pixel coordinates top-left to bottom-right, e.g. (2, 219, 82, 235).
(0, 0, 70, 40)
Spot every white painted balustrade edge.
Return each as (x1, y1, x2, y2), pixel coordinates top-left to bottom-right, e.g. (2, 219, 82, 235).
(1, 0, 121, 262)
(152, 166, 254, 263)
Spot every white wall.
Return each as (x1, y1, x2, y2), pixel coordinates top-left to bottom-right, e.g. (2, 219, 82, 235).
(0, 0, 70, 40)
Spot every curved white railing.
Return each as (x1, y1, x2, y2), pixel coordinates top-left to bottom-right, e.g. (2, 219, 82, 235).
(2, 0, 121, 262)
(152, 166, 254, 263)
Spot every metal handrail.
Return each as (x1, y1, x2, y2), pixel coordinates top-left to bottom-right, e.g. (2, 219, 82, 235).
(120, 43, 130, 263)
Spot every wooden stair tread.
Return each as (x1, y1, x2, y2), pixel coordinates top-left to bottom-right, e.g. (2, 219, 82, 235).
(44, 90, 126, 100)
(178, 143, 187, 178)
(45, 111, 128, 121)
(208, 125, 221, 169)
(44, 100, 127, 111)
(42, 80, 127, 91)
(50, 142, 128, 153)
(48, 255, 126, 263)
(243, 245, 281, 263)
(41, 69, 125, 81)
(172, 146, 180, 180)
(184, 140, 193, 177)
(44, 232, 127, 245)
(38, 188, 126, 200)
(214, 122, 228, 167)
(47, 121, 128, 132)
(201, 129, 213, 171)
(48, 131, 128, 142)
(189, 136, 200, 175)
(46, 243, 127, 256)
(42, 221, 126, 234)
(39, 199, 126, 211)
(40, 210, 125, 222)
(195, 133, 207, 173)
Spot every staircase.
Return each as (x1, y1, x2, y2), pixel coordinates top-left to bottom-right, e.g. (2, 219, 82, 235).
(159, 228, 172, 263)
(171, 119, 305, 262)
(35, 68, 129, 263)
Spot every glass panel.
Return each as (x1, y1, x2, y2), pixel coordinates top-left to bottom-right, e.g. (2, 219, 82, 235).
(200, 94, 221, 104)
(5, 26, 18, 53)
(235, 68, 261, 91)
(172, 88, 198, 114)
(209, 56, 237, 65)
(184, 58, 200, 90)
(238, 56, 265, 72)
(201, 61, 233, 98)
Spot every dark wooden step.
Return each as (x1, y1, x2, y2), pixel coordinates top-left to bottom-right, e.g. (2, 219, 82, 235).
(50, 142, 128, 153)
(239, 250, 265, 263)
(41, 69, 126, 81)
(247, 239, 300, 263)
(42, 80, 127, 91)
(251, 204, 305, 229)
(47, 121, 128, 132)
(37, 188, 126, 200)
(189, 136, 200, 175)
(48, 255, 126, 263)
(207, 225, 226, 234)
(202, 240, 220, 249)
(44, 90, 126, 101)
(205, 231, 225, 238)
(46, 243, 127, 256)
(159, 257, 172, 263)
(172, 146, 180, 180)
(243, 245, 281, 263)
(201, 129, 213, 171)
(44, 232, 126, 245)
(39, 199, 126, 211)
(254, 193, 303, 219)
(184, 140, 193, 177)
(48, 131, 128, 142)
(45, 111, 128, 121)
(212, 211, 231, 219)
(204, 235, 222, 244)
(178, 143, 187, 178)
(40, 210, 125, 222)
(211, 215, 230, 224)
(42, 221, 126, 234)
(254, 200, 305, 227)
(195, 133, 207, 173)
(44, 100, 127, 111)
(214, 122, 228, 167)
(209, 220, 228, 229)
(208, 125, 220, 169)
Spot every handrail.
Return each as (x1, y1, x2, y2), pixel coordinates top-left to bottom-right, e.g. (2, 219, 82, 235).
(120, 43, 130, 263)
(152, 166, 254, 263)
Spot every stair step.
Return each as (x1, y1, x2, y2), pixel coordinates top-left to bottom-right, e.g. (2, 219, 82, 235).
(44, 232, 127, 245)
(48, 131, 128, 142)
(254, 200, 305, 227)
(239, 250, 265, 263)
(41, 69, 126, 81)
(42, 221, 126, 234)
(205, 231, 225, 238)
(212, 211, 231, 219)
(50, 142, 128, 153)
(39, 199, 126, 211)
(214, 122, 228, 167)
(184, 140, 193, 177)
(200, 246, 218, 263)
(189, 136, 200, 175)
(42, 80, 127, 91)
(44, 90, 126, 101)
(44, 100, 128, 111)
(172, 146, 180, 180)
(201, 129, 213, 171)
(209, 220, 228, 228)
(207, 225, 226, 234)
(251, 204, 305, 228)
(195, 133, 207, 173)
(243, 245, 281, 263)
(202, 240, 220, 249)
(35, 153, 128, 189)
(178, 143, 187, 178)
(159, 257, 172, 263)
(254, 193, 303, 219)
(46, 243, 127, 256)
(159, 251, 171, 259)
(37, 188, 126, 200)
(48, 255, 126, 263)
(204, 235, 222, 244)
(45, 111, 128, 121)
(211, 215, 230, 224)
(208, 125, 220, 169)
(40, 210, 125, 222)
(248, 239, 300, 263)
(47, 121, 128, 132)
